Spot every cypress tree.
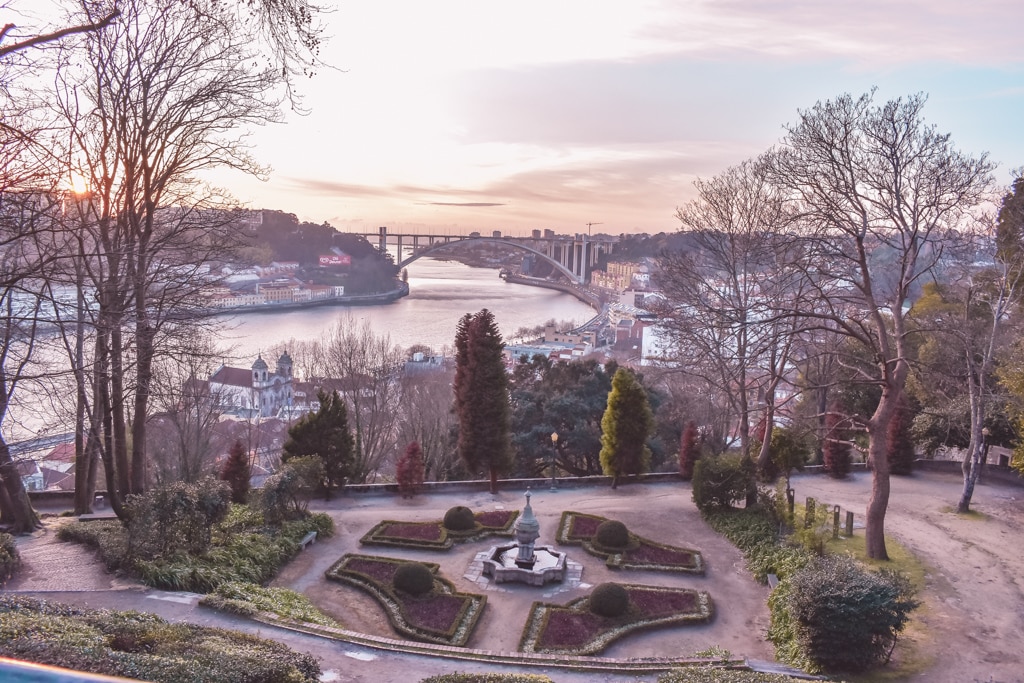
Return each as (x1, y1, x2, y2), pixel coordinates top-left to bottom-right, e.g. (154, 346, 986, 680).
(679, 420, 700, 481)
(453, 309, 512, 493)
(282, 389, 354, 499)
(220, 439, 251, 504)
(599, 367, 653, 488)
(396, 441, 425, 498)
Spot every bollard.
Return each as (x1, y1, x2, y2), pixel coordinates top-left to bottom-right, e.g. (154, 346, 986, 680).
(833, 505, 841, 539)
(845, 510, 854, 536)
(805, 498, 816, 528)
(786, 487, 795, 520)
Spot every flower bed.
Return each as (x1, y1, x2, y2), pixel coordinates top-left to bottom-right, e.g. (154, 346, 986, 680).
(359, 509, 519, 550)
(557, 511, 705, 574)
(519, 584, 714, 655)
(325, 554, 486, 646)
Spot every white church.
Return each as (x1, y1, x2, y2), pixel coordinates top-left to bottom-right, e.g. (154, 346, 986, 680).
(208, 352, 295, 418)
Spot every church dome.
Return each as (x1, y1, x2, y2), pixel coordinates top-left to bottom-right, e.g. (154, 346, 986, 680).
(251, 355, 269, 371)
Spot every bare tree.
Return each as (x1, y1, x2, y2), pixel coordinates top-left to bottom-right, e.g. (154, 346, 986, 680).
(657, 154, 806, 483)
(49, 0, 287, 517)
(397, 367, 459, 481)
(771, 91, 994, 559)
(148, 334, 225, 484)
(314, 317, 405, 483)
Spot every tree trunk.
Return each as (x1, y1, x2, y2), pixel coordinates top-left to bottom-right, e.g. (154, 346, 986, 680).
(0, 436, 40, 534)
(865, 388, 898, 561)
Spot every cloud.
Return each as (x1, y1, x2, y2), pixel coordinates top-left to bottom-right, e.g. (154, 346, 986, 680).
(423, 202, 507, 207)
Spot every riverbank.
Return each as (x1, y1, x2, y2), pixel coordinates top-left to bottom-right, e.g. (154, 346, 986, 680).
(208, 281, 409, 316)
(501, 271, 602, 309)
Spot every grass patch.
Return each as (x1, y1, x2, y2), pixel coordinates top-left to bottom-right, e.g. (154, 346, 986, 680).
(940, 506, 989, 520)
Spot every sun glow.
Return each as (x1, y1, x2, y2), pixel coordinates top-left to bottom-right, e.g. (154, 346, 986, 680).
(68, 171, 90, 194)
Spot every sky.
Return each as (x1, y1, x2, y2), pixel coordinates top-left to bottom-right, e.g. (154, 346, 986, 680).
(19, 1, 1024, 236)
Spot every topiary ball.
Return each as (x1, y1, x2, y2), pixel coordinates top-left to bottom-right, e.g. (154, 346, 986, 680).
(392, 562, 434, 596)
(589, 582, 630, 617)
(594, 520, 630, 549)
(443, 505, 476, 531)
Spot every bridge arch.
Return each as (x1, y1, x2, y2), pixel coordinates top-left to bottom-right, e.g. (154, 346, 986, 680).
(396, 237, 582, 284)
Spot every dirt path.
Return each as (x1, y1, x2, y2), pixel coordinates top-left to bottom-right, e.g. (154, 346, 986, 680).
(792, 470, 1024, 683)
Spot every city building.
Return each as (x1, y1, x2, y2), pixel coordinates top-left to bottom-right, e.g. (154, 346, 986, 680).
(208, 353, 295, 418)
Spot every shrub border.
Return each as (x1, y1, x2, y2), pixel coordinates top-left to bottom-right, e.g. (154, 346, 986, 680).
(325, 553, 487, 646)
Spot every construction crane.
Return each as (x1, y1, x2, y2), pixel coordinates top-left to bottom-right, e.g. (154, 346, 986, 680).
(586, 222, 603, 236)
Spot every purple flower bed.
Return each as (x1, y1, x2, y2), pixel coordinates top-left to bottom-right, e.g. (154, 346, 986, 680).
(403, 593, 468, 633)
(521, 584, 713, 655)
(325, 553, 486, 646)
(474, 509, 516, 529)
(629, 586, 698, 619)
(565, 513, 602, 540)
(557, 511, 705, 574)
(360, 509, 519, 550)
(625, 543, 696, 568)
(382, 522, 445, 542)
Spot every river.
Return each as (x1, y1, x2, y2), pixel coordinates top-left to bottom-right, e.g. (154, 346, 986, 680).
(216, 258, 596, 359)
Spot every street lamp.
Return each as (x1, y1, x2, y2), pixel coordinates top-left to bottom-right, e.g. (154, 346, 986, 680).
(549, 432, 559, 492)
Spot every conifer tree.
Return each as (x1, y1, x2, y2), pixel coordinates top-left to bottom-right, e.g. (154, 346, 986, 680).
(600, 367, 654, 488)
(282, 390, 354, 499)
(396, 441, 425, 499)
(453, 309, 512, 494)
(220, 440, 251, 504)
(679, 420, 700, 481)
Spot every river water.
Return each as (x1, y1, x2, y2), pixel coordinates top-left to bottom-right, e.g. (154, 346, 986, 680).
(216, 258, 596, 359)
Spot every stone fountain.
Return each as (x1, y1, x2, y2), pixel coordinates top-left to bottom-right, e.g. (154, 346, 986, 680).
(482, 489, 568, 586)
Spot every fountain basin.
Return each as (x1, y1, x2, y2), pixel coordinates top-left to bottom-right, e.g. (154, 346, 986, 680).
(482, 543, 567, 586)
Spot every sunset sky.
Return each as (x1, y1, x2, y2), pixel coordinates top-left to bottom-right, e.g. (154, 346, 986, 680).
(23, 1, 1024, 236)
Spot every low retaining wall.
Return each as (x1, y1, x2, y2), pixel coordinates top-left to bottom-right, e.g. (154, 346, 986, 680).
(29, 461, 1023, 510)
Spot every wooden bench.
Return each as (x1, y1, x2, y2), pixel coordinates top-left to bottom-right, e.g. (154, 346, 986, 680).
(300, 531, 318, 549)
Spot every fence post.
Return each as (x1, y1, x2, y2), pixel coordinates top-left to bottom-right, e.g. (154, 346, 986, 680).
(845, 510, 854, 536)
(833, 505, 841, 539)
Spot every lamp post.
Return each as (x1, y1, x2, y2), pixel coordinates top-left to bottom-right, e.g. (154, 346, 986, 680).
(549, 432, 559, 492)
(981, 426, 991, 473)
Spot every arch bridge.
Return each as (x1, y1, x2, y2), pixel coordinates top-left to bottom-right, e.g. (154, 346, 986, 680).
(363, 226, 614, 285)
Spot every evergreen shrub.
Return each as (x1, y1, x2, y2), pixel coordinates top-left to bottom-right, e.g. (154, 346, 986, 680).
(393, 562, 435, 596)
(443, 505, 476, 531)
(593, 520, 630, 549)
(691, 454, 752, 510)
(588, 582, 630, 617)
(769, 554, 919, 673)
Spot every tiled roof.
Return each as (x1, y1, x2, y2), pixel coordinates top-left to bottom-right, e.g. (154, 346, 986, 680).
(210, 366, 253, 387)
